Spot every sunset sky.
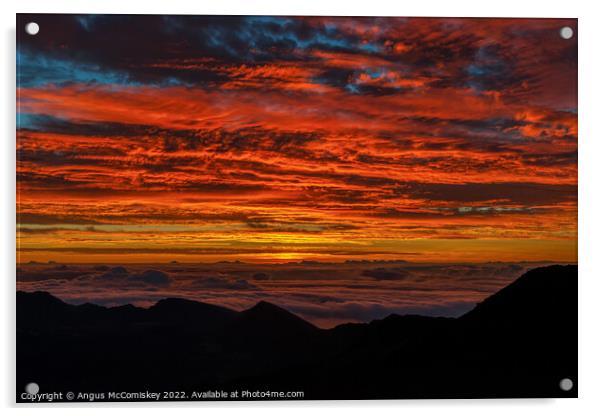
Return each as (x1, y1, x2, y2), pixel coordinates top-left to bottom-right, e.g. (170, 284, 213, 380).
(16, 15, 577, 264)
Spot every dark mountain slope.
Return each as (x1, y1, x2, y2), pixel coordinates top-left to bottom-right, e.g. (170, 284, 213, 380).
(461, 264, 577, 323)
(265, 264, 577, 399)
(16, 265, 577, 401)
(17, 291, 71, 330)
(232, 301, 319, 338)
(225, 265, 577, 399)
(146, 297, 238, 333)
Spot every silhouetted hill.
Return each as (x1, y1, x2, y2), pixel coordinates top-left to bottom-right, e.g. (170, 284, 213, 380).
(17, 291, 71, 331)
(283, 264, 577, 399)
(147, 297, 237, 331)
(16, 265, 577, 401)
(235, 301, 319, 336)
(461, 264, 577, 323)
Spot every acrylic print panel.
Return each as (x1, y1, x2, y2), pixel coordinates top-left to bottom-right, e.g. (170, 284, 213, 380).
(16, 14, 577, 402)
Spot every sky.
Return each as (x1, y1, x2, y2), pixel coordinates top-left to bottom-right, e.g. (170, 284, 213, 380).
(16, 15, 577, 264)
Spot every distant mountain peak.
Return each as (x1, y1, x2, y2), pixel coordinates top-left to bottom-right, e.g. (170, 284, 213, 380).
(149, 297, 237, 319)
(17, 290, 67, 307)
(245, 300, 297, 317)
(152, 297, 200, 308)
(249, 300, 283, 311)
(240, 300, 318, 334)
(141, 298, 238, 332)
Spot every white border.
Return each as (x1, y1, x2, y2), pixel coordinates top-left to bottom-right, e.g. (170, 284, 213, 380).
(3, 1, 601, 414)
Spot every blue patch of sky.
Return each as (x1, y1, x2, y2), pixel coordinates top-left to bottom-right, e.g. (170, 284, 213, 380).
(466, 64, 488, 77)
(357, 42, 381, 53)
(17, 15, 384, 90)
(235, 16, 382, 57)
(17, 49, 193, 88)
(17, 113, 49, 130)
(17, 50, 134, 87)
(203, 28, 241, 58)
(345, 84, 361, 94)
(245, 16, 290, 27)
(364, 68, 384, 78)
(465, 45, 510, 92)
(75, 15, 101, 32)
(16, 113, 88, 131)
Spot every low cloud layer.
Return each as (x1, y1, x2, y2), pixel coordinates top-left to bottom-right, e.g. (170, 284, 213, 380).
(362, 268, 413, 281)
(16, 261, 561, 328)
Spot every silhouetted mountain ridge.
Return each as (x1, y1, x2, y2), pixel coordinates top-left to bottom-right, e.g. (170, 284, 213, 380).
(148, 297, 237, 326)
(461, 264, 576, 323)
(17, 265, 577, 400)
(239, 300, 318, 331)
